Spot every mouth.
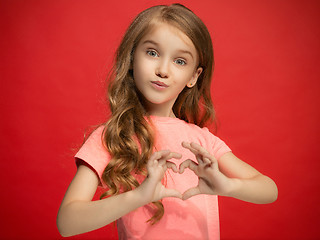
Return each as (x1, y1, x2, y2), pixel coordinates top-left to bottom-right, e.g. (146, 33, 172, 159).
(151, 81, 169, 88)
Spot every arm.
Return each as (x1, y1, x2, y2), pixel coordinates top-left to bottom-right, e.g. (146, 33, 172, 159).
(57, 164, 145, 237)
(218, 152, 278, 204)
(180, 142, 278, 204)
(57, 150, 182, 237)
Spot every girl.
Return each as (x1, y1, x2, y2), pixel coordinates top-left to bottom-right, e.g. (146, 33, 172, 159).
(57, 4, 278, 239)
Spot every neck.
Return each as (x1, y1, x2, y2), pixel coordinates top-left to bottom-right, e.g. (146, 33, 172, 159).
(147, 107, 175, 118)
(144, 102, 176, 118)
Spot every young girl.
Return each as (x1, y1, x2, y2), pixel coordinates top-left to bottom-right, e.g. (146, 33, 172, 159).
(57, 4, 278, 239)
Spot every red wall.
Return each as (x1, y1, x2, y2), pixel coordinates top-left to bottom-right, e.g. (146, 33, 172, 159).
(1, 0, 319, 239)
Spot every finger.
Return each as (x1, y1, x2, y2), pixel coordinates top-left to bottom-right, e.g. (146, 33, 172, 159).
(179, 159, 198, 174)
(158, 152, 182, 166)
(149, 150, 171, 162)
(190, 142, 209, 155)
(203, 157, 212, 166)
(202, 153, 218, 170)
(150, 150, 177, 165)
(202, 152, 217, 163)
(147, 151, 166, 170)
(181, 142, 205, 164)
(167, 152, 182, 160)
(166, 161, 178, 173)
(182, 141, 206, 155)
(182, 142, 210, 164)
(181, 141, 199, 156)
(162, 188, 182, 199)
(182, 187, 201, 200)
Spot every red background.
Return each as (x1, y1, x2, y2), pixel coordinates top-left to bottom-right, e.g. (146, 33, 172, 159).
(1, 0, 319, 239)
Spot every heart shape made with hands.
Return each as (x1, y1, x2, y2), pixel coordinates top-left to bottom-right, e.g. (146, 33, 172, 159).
(146, 142, 229, 201)
(170, 158, 216, 201)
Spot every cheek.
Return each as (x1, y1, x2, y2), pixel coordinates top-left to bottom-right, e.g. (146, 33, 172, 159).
(133, 55, 149, 78)
(133, 59, 143, 81)
(133, 69, 142, 86)
(176, 71, 194, 85)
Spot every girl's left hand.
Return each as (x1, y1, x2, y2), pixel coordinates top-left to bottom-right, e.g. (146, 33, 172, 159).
(138, 150, 183, 203)
(180, 142, 233, 200)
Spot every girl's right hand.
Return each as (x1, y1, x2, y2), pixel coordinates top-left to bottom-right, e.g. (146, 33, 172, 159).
(137, 150, 182, 203)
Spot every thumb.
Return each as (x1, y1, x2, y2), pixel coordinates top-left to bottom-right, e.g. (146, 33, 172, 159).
(182, 187, 201, 200)
(162, 188, 182, 199)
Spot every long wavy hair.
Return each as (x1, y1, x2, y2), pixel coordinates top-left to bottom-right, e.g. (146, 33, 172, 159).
(100, 3, 215, 224)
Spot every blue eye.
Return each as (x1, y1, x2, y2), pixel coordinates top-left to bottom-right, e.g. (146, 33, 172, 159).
(175, 59, 186, 66)
(147, 50, 158, 57)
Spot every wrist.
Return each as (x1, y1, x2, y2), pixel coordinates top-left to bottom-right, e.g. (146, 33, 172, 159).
(134, 177, 154, 205)
(224, 178, 242, 198)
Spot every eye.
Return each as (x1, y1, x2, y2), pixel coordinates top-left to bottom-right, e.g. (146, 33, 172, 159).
(175, 59, 186, 66)
(147, 50, 159, 57)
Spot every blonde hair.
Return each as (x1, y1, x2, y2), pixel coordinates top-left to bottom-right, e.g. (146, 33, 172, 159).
(101, 3, 215, 224)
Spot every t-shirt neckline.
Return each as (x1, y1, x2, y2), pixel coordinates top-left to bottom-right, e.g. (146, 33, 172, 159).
(149, 115, 183, 124)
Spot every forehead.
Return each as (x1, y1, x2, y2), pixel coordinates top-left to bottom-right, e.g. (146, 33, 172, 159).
(138, 22, 197, 56)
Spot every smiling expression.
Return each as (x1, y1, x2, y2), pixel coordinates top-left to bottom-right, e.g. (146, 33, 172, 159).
(133, 22, 203, 117)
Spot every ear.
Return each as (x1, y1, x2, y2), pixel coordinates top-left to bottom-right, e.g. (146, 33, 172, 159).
(187, 67, 203, 88)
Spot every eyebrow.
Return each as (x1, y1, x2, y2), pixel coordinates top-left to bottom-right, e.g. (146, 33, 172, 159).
(141, 40, 159, 46)
(141, 40, 194, 60)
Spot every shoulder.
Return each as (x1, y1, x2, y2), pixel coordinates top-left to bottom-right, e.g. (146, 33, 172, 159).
(78, 124, 108, 157)
(75, 125, 110, 181)
(86, 125, 105, 143)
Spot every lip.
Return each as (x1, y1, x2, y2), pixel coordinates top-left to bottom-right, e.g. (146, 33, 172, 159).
(151, 81, 169, 89)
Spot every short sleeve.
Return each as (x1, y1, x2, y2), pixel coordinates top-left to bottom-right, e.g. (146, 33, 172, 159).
(75, 126, 111, 181)
(203, 127, 232, 160)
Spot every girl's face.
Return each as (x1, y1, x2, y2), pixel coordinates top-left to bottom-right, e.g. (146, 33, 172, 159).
(133, 22, 202, 117)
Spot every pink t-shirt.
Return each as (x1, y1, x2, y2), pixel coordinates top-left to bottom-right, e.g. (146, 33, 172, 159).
(75, 116, 231, 240)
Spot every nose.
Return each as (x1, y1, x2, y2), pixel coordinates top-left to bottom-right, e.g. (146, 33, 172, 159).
(156, 59, 169, 78)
